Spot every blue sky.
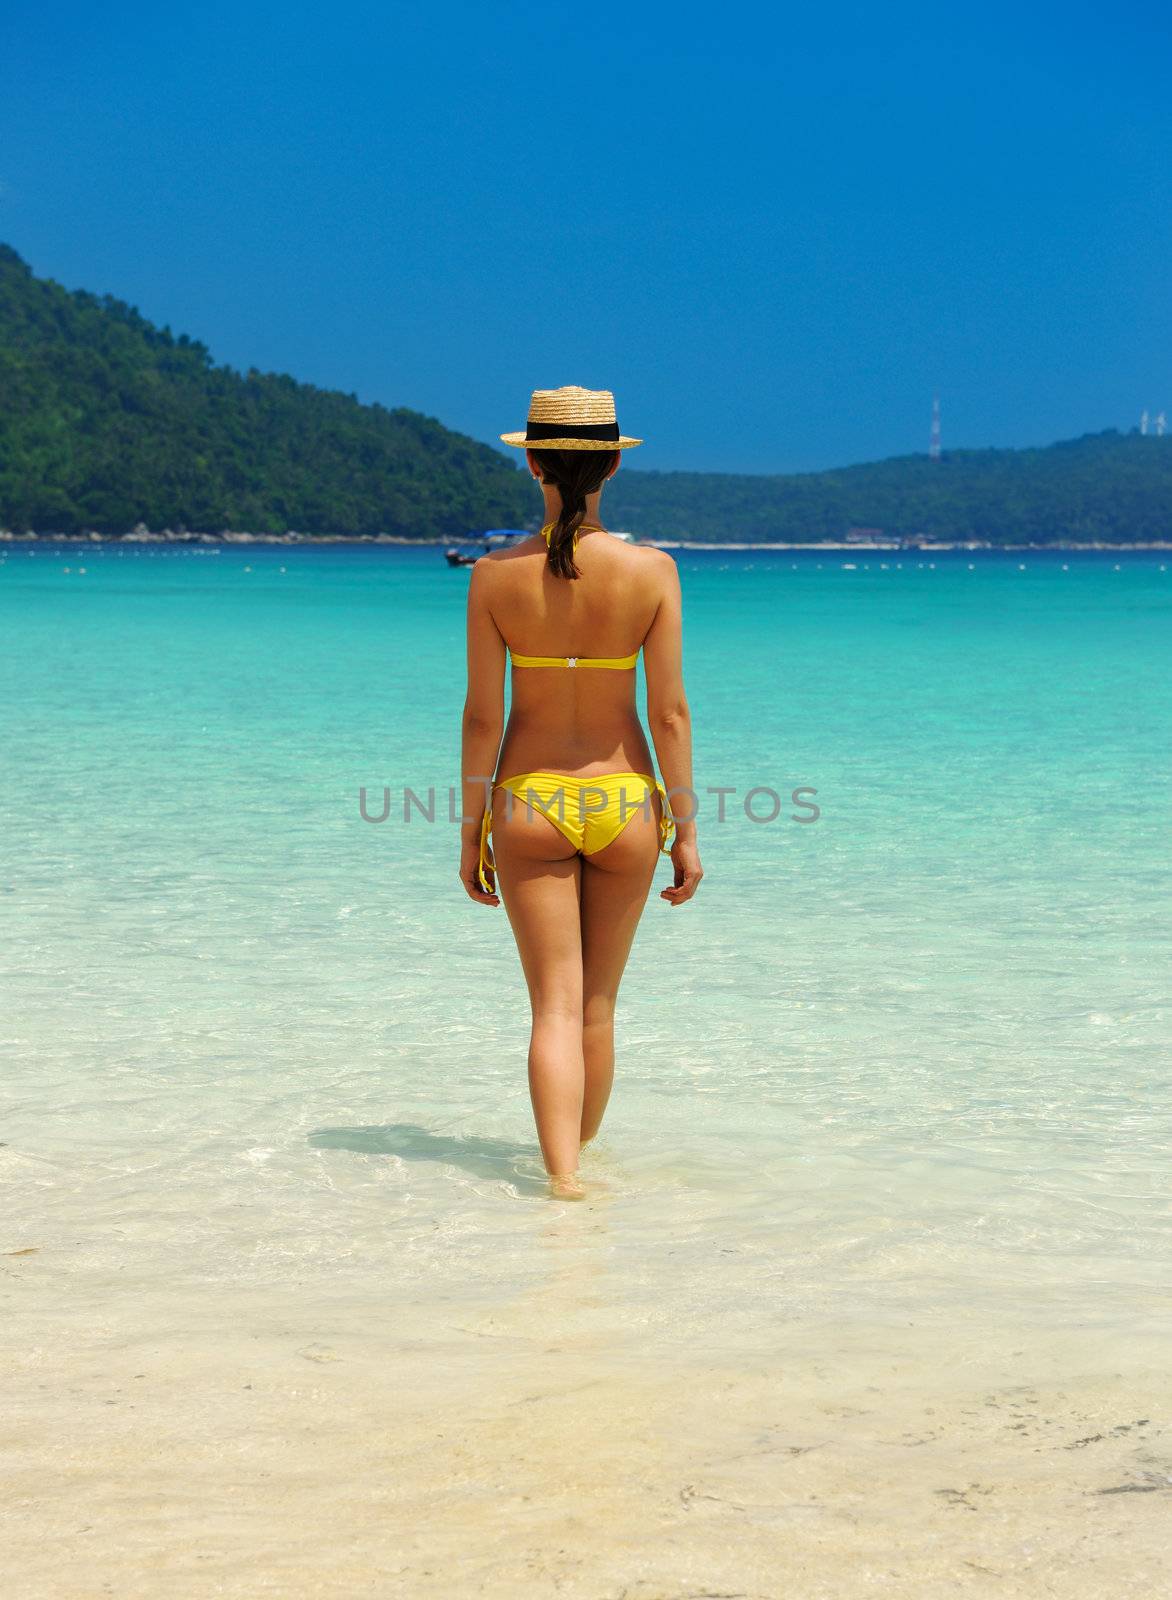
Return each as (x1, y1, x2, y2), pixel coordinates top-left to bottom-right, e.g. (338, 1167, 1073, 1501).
(2, 1, 1169, 473)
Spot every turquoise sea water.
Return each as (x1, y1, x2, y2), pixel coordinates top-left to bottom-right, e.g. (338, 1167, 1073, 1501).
(2, 541, 1170, 1350)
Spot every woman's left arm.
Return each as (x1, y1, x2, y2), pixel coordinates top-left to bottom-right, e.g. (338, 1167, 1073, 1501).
(459, 558, 506, 904)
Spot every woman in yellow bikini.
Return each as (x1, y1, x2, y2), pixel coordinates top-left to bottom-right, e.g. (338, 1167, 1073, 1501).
(460, 386, 703, 1198)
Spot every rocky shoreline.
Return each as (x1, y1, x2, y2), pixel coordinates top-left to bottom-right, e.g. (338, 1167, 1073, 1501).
(2, 525, 1170, 553)
(0, 524, 451, 547)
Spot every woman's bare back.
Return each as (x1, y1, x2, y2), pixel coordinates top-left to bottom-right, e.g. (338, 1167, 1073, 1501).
(478, 530, 675, 779)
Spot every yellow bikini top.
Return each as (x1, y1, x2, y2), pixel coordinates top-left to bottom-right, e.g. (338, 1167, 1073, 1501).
(510, 522, 639, 670)
(511, 648, 639, 670)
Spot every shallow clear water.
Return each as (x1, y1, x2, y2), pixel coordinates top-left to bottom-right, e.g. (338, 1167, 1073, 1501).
(2, 540, 1168, 1346)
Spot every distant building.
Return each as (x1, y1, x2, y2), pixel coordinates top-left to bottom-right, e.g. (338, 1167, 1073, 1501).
(845, 526, 885, 543)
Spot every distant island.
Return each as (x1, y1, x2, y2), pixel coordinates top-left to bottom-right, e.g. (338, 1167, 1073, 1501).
(2, 244, 1169, 546)
(608, 430, 1172, 546)
(0, 245, 529, 539)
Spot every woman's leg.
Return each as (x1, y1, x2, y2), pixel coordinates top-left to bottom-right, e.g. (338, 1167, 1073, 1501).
(578, 795, 663, 1146)
(490, 788, 585, 1180)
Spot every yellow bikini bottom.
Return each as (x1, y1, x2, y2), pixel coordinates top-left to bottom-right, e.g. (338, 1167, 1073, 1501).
(478, 770, 674, 893)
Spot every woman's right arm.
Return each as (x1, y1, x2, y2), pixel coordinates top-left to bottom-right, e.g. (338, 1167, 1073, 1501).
(459, 558, 506, 905)
(642, 553, 703, 905)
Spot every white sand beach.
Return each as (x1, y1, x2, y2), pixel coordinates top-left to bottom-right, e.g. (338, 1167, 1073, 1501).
(6, 1245, 1169, 1599)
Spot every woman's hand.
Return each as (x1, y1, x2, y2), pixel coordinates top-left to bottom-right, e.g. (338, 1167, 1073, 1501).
(660, 835, 703, 905)
(460, 834, 500, 906)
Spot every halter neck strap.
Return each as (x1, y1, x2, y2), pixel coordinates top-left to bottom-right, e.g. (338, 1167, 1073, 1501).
(541, 521, 605, 549)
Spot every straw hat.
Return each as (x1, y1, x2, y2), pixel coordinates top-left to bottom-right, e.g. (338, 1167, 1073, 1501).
(501, 385, 642, 451)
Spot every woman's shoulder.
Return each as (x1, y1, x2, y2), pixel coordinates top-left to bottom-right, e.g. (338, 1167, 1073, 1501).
(472, 536, 545, 580)
(600, 533, 674, 566)
(480, 533, 545, 563)
(609, 539, 678, 588)
(629, 540, 676, 567)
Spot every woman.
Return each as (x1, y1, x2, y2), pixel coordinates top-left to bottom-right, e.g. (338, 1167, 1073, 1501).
(459, 386, 702, 1199)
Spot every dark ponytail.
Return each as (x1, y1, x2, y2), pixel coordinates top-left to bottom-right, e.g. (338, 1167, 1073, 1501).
(529, 448, 620, 580)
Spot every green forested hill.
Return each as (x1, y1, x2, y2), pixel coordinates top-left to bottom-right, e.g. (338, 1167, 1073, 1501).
(0, 244, 531, 536)
(608, 430, 1172, 544)
(2, 243, 1169, 542)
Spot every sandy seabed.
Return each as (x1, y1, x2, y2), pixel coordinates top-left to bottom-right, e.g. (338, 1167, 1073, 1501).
(6, 1256, 1169, 1600)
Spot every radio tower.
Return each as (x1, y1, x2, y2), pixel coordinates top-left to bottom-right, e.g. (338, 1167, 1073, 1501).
(929, 394, 941, 461)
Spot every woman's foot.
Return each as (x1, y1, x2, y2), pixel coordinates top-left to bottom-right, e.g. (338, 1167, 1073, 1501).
(548, 1170, 586, 1200)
